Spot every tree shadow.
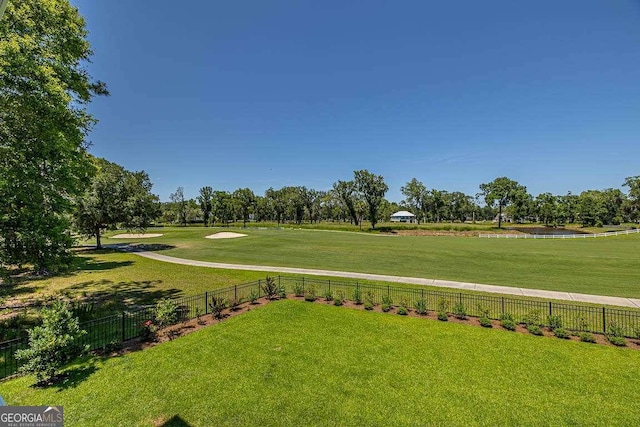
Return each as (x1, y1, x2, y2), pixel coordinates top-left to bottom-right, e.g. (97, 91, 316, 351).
(34, 357, 100, 391)
(65, 280, 183, 308)
(72, 256, 134, 272)
(160, 415, 193, 427)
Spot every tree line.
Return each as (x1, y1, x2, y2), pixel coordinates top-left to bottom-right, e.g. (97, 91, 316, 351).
(162, 175, 640, 230)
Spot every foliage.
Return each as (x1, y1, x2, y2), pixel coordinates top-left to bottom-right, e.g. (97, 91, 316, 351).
(354, 169, 389, 229)
(479, 316, 493, 328)
(527, 324, 543, 336)
(232, 188, 256, 228)
(155, 299, 178, 329)
(478, 177, 528, 228)
(397, 306, 408, 315)
(139, 320, 155, 342)
(522, 310, 542, 327)
(414, 298, 428, 315)
(278, 287, 287, 299)
(209, 295, 227, 320)
(554, 328, 570, 339)
(547, 315, 563, 331)
(381, 294, 393, 312)
(195, 307, 204, 325)
(352, 287, 363, 305)
(248, 289, 259, 304)
(261, 276, 279, 300)
(501, 319, 516, 331)
(0, 0, 108, 274)
(333, 296, 343, 306)
(304, 285, 317, 302)
(228, 298, 241, 311)
(364, 301, 374, 311)
(453, 302, 467, 319)
(579, 332, 596, 343)
(365, 291, 375, 306)
(606, 321, 627, 346)
(293, 282, 305, 297)
(323, 290, 333, 301)
(608, 336, 626, 347)
(169, 187, 189, 226)
(197, 186, 214, 227)
(15, 301, 87, 384)
(332, 180, 360, 225)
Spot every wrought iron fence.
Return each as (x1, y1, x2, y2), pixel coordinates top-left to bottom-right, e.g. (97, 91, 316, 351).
(2, 276, 639, 380)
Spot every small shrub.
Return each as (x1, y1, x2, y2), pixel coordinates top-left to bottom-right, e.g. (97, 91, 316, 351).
(501, 319, 516, 331)
(499, 312, 514, 322)
(381, 303, 392, 312)
(195, 306, 204, 325)
(352, 288, 363, 305)
(293, 282, 305, 297)
(607, 321, 625, 338)
(527, 324, 543, 336)
(323, 290, 333, 302)
(437, 311, 448, 321)
(228, 298, 241, 311)
(139, 319, 155, 342)
(397, 306, 408, 316)
(248, 289, 259, 304)
(155, 298, 178, 329)
(452, 302, 467, 320)
(364, 301, 374, 311)
(522, 309, 542, 327)
(479, 316, 492, 328)
(261, 276, 279, 300)
(304, 285, 317, 302)
(102, 340, 122, 353)
(414, 298, 427, 315)
(547, 315, 563, 331)
(278, 287, 287, 299)
(554, 328, 570, 339)
(398, 297, 409, 309)
(608, 336, 627, 347)
(437, 298, 448, 321)
(333, 296, 343, 306)
(381, 294, 393, 312)
(579, 332, 596, 343)
(209, 295, 227, 320)
(365, 291, 375, 307)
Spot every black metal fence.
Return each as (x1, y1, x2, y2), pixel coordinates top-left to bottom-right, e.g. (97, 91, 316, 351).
(2, 276, 640, 380)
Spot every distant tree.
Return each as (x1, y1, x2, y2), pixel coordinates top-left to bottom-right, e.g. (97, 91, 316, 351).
(623, 176, 640, 223)
(0, 0, 108, 274)
(448, 191, 474, 222)
(73, 158, 160, 249)
(479, 177, 527, 228)
(577, 190, 607, 227)
(354, 170, 389, 229)
(197, 186, 214, 226)
(508, 188, 534, 223)
(401, 178, 428, 224)
(333, 180, 360, 225)
(170, 187, 188, 226)
(232, 188, 256, 228)
(266, 188, 287, 227)
(212, 191, 233, 226)
(536, 193, 557, 226)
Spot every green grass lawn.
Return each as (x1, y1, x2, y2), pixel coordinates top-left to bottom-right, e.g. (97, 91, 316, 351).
(100, 226, 640, 298)
(2, 301, 640, 426)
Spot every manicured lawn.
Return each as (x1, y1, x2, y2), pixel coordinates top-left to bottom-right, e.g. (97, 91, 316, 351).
(2, 301, 640, 426)
(100, 226, 640, 298)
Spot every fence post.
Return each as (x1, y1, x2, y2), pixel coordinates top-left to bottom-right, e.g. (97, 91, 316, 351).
(501, 297, 505, 314)
(234, 285, 237, 302)
(302, 277, 305, 292)
(121, 311, 126, 342)
(328, 279, 331, 293)
(421, 288, 424, 299)
(459, 292, 462, 305)
(387, 284, 390, 298)
(549, 301, 552, 317)
(205, 292, 209, 314)
(278, 275, 281, 288)
(602, 307, 607, 334)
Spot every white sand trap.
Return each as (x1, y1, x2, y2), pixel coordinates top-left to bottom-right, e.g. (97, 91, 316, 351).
(205, 232, 248, 239)
(111, 233, 164, 239)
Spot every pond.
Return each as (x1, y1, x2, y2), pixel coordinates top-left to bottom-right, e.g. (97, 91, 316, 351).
(506, 227, 589, 236)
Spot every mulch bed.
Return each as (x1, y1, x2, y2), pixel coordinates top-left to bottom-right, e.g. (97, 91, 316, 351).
(99, 295, 640, 358)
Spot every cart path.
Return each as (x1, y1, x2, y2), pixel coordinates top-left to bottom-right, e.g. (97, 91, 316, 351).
(117, 246, 640, 309)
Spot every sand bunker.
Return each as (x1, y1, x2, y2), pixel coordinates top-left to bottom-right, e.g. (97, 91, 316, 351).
(111, 233, 164, 239)
(205, 232, 248, 239)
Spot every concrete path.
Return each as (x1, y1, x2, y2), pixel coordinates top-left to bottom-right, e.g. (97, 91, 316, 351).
(120, 246, 640, 309)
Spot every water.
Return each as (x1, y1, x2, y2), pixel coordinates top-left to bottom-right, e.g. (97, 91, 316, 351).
(506, 227, 589, 236)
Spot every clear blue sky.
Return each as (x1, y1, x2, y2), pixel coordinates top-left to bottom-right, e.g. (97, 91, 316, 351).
(73, 0, 640, 202)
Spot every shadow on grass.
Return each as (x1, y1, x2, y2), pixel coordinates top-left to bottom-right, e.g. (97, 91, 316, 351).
(160, 415, 193, 427)
(66, 280, 182, 307)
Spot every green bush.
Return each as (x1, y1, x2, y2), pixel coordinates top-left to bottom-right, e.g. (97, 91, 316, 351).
(323, 290, 333, 302)
(364, 301, 374, 311)
(279, 287, 287, 299)
(333, 297, 343, 306)
(248, 289, 260, 304)
(381, 303, 392, 312)
(414, 298, 427, 315)
(452, 302, 467, 320)
(381, 294, 393, 312)
(437, 311, 448, 321)
(479, 316, 492, 328)
(304, 286, 317, 302)
(579, 332, 596, 343)
(15, 301, 87, 384)
(522, 310, 542, 327)
(501, 319, 516, 331)
(437, 298, 448, 321)
(365, 291, 375, 307)
(527, 324, 543, 336)
(607, 321, 625, 338)
(608, 336, 627, 347)
(352, 288, 363, 305)
(554, 328, 570, 339)
(499, 312, 515, 322)
(293, 282, 305, 297)
(261, 276, 279, 300)
(547, 315, 563, 331)
(155, 298, 178, 329)
(398, 297, 409, 309)
(397, 306, 408, 316)
(209, 295, 227, 320)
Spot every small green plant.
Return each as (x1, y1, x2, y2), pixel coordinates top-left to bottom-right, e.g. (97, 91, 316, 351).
(522, 309, 542, 327)
(608, 336, 627, 347)
(261, 276, 279, 300)
(579, 332, 596, 343)
(305, 285, 317, 302)
(323, 290, 333, 302)
(554, 328, 570, 339)
(414, 298, 427, 315)
(15, 301, 87, 384)
(155, 298, 178, 329)
(248, 289, 259, 304)
(195, 306, 204, 325)
(333, 291, 344, 306)
(228, 298, 241, 311)
(607, 321, 626, 346)
(352, 288, 363, 305)
(437, 298, 448, 321)
(500, 313, 516, 331)
(365, 291, 375, 307)
(527, 324, 543, 336)
(293, 282, 305, 297)
(452, 302, 467, 320)
(279, 287, 287, 299)
(381, 294, 393, 312)
(478, 306, 492, 328)
(397, 306, 408, 316)
(139, 319, 155, 342)
(209, 295, 227, 320)
(364, 301, 374, 310)
(547, 315, 563, 331)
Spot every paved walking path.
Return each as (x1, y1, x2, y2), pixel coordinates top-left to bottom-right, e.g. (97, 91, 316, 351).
(119, 246, 640, 308)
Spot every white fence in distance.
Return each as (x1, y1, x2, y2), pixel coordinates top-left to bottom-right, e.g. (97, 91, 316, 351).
(478, 228, 640, 239)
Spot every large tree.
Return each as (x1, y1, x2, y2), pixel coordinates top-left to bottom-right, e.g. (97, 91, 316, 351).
(212, 191, 233, 226)
(197, 186, 214, 227)
(623, 176, 640, 223)
(232, 188, 256, 228)
(0, 0, 108, 273)
(400, 178, 427, 224)
(332, 180, 359, 225)
(73, 158, 160, 249)
(354, 169, 388, 229)
(170, 187, 188, 226)
(478, 177, 527, 228)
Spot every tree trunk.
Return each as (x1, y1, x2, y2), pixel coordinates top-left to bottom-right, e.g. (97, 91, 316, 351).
(95, 226, 102, 249)
(498, 204, 503, 229)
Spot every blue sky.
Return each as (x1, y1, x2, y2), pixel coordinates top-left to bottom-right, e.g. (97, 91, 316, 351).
(73, 0, 640, 202)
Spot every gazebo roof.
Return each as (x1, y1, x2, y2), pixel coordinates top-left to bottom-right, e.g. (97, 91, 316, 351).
(391, 211, 416, 217)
